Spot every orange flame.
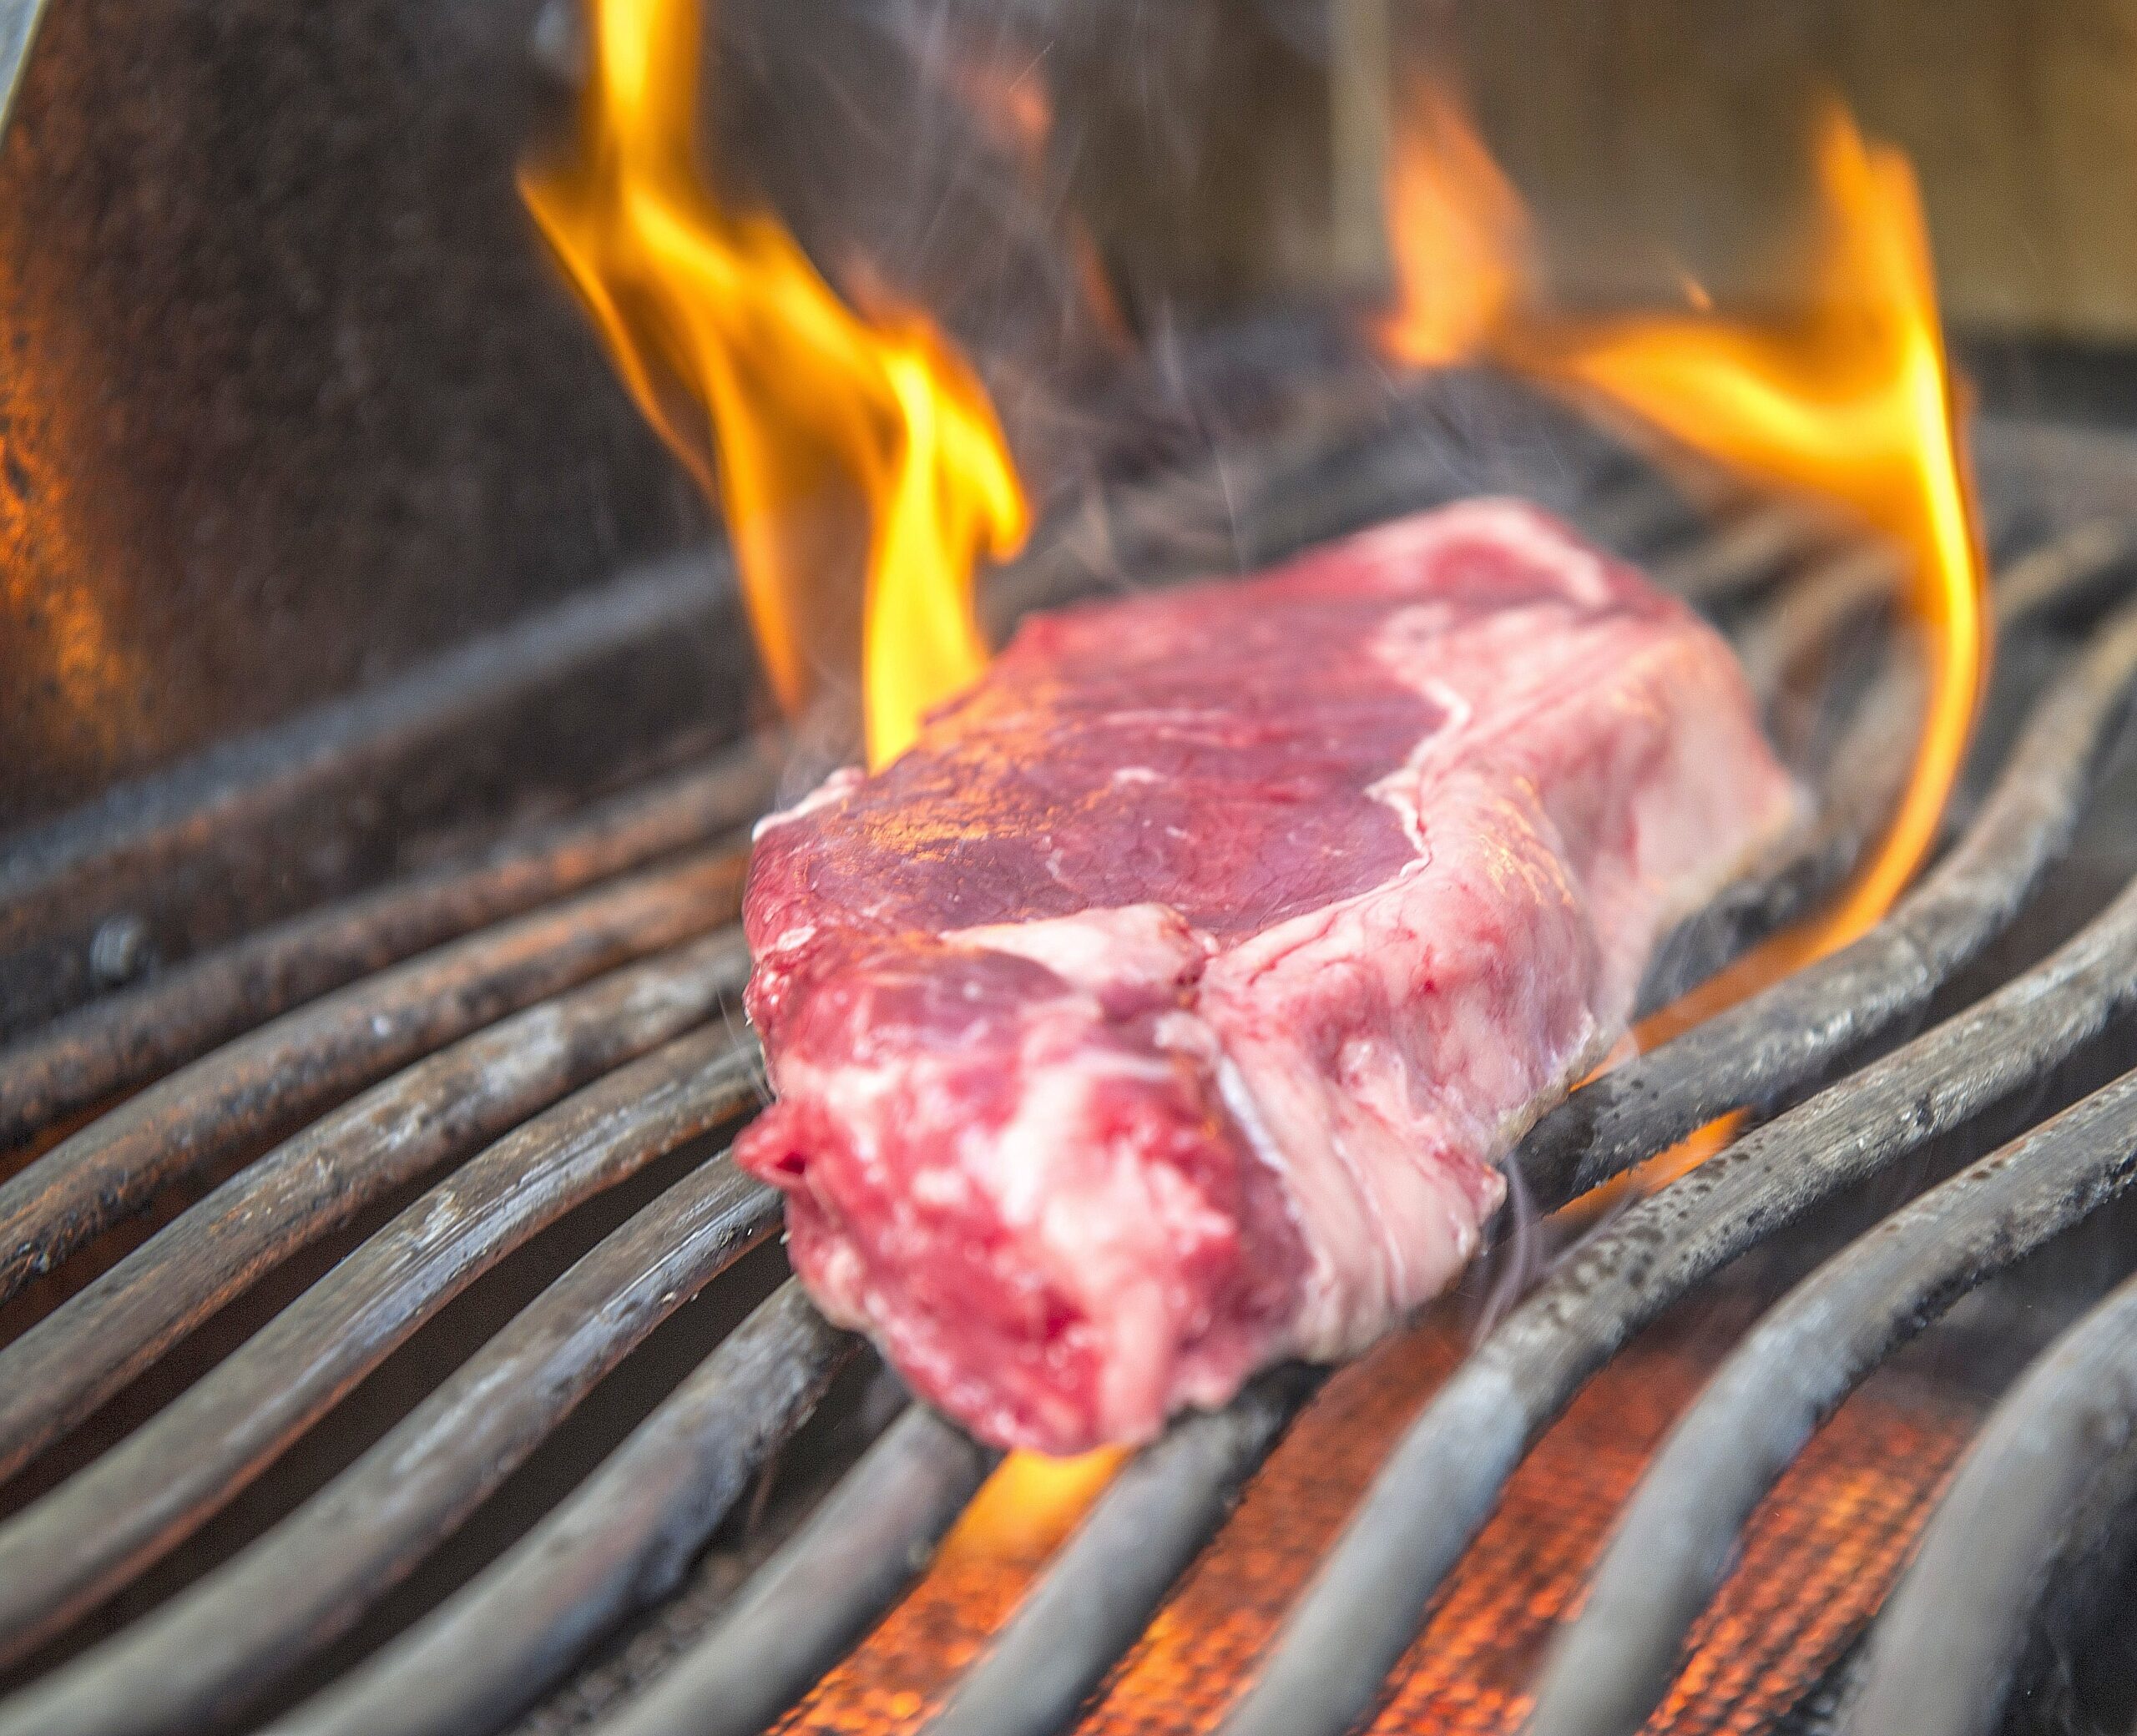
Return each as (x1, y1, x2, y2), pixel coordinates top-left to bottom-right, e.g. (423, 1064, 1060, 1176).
(522, 0, 1029, 767)
(1548, 108, 1984, 974)
(942, 1446, 1129, 1562)
(1374, 80, 1523, 367)
(528, 0, 1094, 1510)
(1377, 85, 1988, 1036)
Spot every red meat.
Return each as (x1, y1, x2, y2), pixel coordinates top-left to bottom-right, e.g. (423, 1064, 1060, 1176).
(735, 500, 1797, 1452)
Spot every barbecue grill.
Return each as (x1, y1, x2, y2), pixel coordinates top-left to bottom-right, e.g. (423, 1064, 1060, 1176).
(7, 383, 2137, 1736)
(13, 5, 2137, 1736)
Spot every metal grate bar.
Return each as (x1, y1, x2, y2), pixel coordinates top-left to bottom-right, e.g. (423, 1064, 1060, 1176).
(603, 1404, 1002, 1736)
(1991, 517, 2137, 628)
(1648, 502, 1842, 608)
(0, 845, 749, 1304)
(1634, 628, 1918, 1016)
(0, 1154, 780, 1736)
(272, 1280, 856, 1736)
(924, 1364, 1327, 1736)
(1525, 1064, 2137, 1736)
(1846, 1291, 2137, 1736)
(0, 930, 750, 1486)
(1735, 544, 1900, 705)
(1846, 1264, 2137, 1736)
(0, 745, 775, 1150)
(0, 1025, 766, 1669)
(1217, 854, 2137, 1736)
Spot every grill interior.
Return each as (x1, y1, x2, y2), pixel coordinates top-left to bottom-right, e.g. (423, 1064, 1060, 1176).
(7, 362, 2137, 1736)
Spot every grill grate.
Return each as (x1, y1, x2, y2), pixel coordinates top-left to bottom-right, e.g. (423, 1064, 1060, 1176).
(5, 399, 2137, 1736)
(1848, 1261, 2137, 1736)
(774, 1310, 1978, 1736)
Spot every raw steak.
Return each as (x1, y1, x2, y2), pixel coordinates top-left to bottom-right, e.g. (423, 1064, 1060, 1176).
(735, 499, 1797, 1452)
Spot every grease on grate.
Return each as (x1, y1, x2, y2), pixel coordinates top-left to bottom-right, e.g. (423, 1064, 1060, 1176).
(775, 1303, 1974, 1736)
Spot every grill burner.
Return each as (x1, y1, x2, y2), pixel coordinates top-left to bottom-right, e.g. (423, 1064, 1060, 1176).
(5, 383, 2137, 1736)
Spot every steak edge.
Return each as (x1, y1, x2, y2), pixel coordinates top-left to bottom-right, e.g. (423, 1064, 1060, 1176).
(735, 500, 1799, 1452)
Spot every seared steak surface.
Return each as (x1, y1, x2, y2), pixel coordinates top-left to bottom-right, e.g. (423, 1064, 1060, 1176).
(736, 501, 1796, 1451)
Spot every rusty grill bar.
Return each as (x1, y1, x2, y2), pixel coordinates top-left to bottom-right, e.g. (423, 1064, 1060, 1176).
(4, 401, 2137, 1736)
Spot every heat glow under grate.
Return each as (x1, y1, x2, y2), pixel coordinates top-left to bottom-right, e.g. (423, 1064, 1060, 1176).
(781, 1305, 1976, 1736)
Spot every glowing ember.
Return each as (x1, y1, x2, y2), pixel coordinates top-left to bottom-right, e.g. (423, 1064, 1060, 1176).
(1377, 83, 1989, 1013)
(522, 0, 1029, 767)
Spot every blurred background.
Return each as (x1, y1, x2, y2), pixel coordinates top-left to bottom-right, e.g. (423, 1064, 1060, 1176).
(3, 0, 2132, 1017)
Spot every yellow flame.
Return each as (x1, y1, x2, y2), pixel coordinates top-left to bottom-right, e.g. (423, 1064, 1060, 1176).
(522, 0, 1028, 766)
(1379, 86, 1988, 1039)
(942, 1446, 1128, 1562)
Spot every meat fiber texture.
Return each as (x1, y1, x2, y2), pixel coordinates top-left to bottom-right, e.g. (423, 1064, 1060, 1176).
(735, 499, 1799, 1453)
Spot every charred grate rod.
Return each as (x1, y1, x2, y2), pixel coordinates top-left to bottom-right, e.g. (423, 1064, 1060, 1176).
(1844, 1256, 2137, 1736)
(596, 1403, 1001, 1736)
(1634, 592, 1919, 1015)
(271, 1279, 856, 1736)
(1733, 542, 1900, 707)
(0, 1149, 782, 1736)
(0, 930, 752, 1487)
(0, 1023, 766, 1672)
(1523, 1063, 2137, 1736)
(0, 845, 749, 1304)
(0, 744, 775, 1152)
(922, 1365, 1329, 1736)
(1646, 501, 1847, 608)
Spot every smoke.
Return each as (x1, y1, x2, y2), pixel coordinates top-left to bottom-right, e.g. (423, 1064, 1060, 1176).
(701, 1, 1408, 539)
(1468, 1155, 1547, 1343)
